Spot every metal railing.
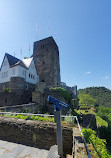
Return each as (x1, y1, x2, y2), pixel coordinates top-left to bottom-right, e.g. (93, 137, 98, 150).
(0, 112, 91, 158)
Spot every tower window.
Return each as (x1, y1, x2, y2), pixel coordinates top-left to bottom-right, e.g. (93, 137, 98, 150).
(26, 84, 28, 90)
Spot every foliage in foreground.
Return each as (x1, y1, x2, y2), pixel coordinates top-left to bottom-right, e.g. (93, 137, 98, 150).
(1, 114, 54, 122)
(82, 128, 111, 158)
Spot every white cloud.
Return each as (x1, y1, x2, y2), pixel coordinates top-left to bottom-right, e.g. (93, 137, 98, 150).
(104, 76, 110, 80)
(86, 71, 91, 74)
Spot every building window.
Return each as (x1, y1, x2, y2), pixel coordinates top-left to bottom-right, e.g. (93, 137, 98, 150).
(2, 71, 8, 78)
(26, 84, 28, 90)
(6, 71, 8, 77)
(29, 73, 30, 78)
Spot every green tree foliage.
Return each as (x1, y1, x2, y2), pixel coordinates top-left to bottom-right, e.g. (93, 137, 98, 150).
(78, 93, 96, 106)
(78, 87, 111, 107)
(96, 106, 111, 146)
(50, 87, 72, 105)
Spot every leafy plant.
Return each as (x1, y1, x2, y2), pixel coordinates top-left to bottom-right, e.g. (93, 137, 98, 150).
(50, 87, 72, 105)
(83, 128, 111, 158)
(1, 114, 54, 122)
(3, 88, 9, 93)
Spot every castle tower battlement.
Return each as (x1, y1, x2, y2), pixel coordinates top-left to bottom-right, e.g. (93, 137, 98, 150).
(33, 36, 61, 87)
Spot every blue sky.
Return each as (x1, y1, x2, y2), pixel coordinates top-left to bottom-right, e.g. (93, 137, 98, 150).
(0, 0, 111, 89)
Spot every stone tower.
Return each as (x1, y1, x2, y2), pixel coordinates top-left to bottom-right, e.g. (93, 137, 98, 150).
(33, 36, 61, 87)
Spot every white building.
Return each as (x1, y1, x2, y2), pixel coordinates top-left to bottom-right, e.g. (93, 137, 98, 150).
(0, 53, 39, 87)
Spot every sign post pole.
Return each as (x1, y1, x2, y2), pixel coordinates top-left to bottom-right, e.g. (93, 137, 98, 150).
(55, 110, 63, 157)
(48, 96, 69, 158)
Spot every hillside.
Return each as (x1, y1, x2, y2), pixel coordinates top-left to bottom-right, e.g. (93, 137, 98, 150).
(78, 87, 111, 108)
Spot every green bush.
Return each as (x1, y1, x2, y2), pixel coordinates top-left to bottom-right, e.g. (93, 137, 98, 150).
(83, 128, 111, 158)
(50, 87, 72, 105)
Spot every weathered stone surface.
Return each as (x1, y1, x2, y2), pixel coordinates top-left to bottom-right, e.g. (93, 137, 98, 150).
(0, 91, 32, 106)
(0, 117, 72, 154)
(0, 103, 37, 113)
(82, 114, 97, 130)
(33, 37, 61, 87)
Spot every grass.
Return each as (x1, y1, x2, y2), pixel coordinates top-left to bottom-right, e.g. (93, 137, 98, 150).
(0, 114, 54, 122)
(95, 115, 108, 127)
(75, 108, 108, 127)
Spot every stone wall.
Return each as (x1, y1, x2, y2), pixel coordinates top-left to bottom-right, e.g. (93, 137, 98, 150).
(82, 114, 97, 130)
(0, 81, 10, 91)
(0, 117, 72, 154)
(0, 103, 37, 113)
(45, 90, 70, 115)
(10, 77, 25, 92)
(33, 37, 61, 87)
(32, 82, 69, 115)
(0, 77, 36, 106)
(0, 91, 32, 106)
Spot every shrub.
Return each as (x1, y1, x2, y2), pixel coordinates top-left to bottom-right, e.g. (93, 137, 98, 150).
(3, 88, 9, 93)
(83, 128, 111, 158)
(50, 87, 72, 105)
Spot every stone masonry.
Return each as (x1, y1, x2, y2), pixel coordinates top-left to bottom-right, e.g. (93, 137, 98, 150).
(0, 117, 72, 154)
(33, 36, 61, 87)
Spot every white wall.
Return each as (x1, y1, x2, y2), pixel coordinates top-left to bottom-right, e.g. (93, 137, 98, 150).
(0, 57, 39, 85)
(0, 56, 10, 83)
(25, 60, 39, 84)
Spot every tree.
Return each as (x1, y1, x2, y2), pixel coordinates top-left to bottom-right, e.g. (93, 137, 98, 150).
(78, 93, 96, 107)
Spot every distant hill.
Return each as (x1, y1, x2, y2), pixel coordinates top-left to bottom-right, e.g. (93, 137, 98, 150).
(78, 87, 111, 108)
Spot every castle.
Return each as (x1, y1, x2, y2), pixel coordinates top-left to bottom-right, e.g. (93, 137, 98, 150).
(0, 36, 77, 111)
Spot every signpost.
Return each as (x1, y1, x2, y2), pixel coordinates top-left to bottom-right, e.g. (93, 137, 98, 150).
(48, 96, 69, 157)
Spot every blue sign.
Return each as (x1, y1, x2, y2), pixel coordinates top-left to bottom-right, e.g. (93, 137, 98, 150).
(48, 96, 69, 111)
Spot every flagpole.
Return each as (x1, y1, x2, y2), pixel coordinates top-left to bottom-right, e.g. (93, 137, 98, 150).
(49, 21, 50, 35)
(29, 44, 30, 57)
(36, 25, 38, 41)
(20, 49, 22, 59)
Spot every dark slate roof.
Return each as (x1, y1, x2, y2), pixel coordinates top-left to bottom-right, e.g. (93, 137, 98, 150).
(0, 53, 27, 70)
(5, 53, 20, 67)
(12, 60, 27, 69)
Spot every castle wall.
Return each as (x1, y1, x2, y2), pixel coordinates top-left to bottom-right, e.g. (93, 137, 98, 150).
(32, 82, 69, 115)
(0, 77, 36, 106)
(0, 103, 37, 113)
(0, 81, 10, 91)
(0, 91, 32, 106)
(33, 37, 61, 87)
(0, 117, 72, 154)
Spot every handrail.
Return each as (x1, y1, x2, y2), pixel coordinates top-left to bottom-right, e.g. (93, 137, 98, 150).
(0, 112, 54, 117)
(61, 115, 91, 158)
(0, 112, 91, 158)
